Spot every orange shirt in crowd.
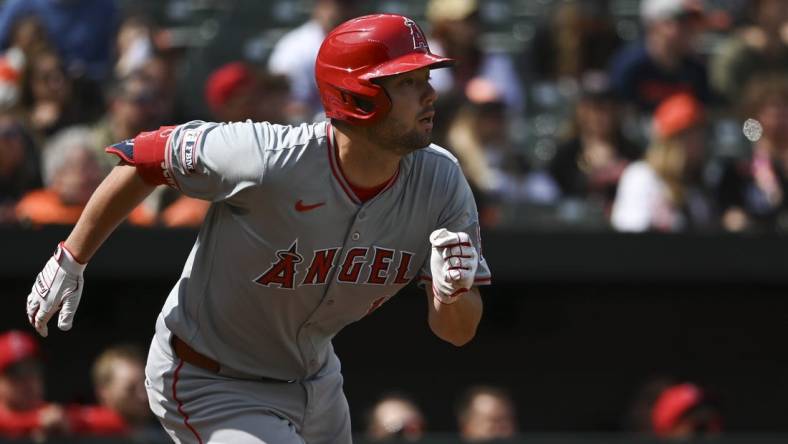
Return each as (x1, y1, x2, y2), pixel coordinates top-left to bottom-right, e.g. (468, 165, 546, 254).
(14, 189, 154, 226)
(160, 196, 209, 227)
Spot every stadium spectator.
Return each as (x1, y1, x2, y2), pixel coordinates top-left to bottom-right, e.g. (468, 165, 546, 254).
(456, 385, 518, 442)
(650, 383, 723, 439)
(716, 74, 788, 232)
(84, 344, 162, 439)
(21, 49, 88, 139)
(611, 92, 714, 232)
(531, 1, 622, 82)
(427, 0, 524, 113)
(5, 14, 49, 61)
(205, 61, 292, 124)
(15, 126, 153, 226)
(140, 54, 180, 124)
(267, 0, 360, 121)
(114, 15, 154, 80)
(93, 71, 166, 171)
(365, 393, 426, 442)
(0, 0, 119, 82)
(446, 78, 557, 226)
(0, 15, 49, 110)
(0, 113, 40, 223)
(609, 0, 709, 113)
(710, 0, 788, 105)
(0, 330, 70, 439)
(549, 72, 641, 212)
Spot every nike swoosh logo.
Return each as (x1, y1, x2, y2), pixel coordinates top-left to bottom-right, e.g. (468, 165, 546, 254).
(295, 200, 325, 212)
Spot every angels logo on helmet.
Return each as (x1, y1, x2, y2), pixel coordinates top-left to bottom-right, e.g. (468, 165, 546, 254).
(403, 17, 428, 50)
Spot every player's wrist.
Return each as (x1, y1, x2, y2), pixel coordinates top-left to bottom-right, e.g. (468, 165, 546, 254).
(56, 242, 87, 275)
(432, 283, 468, 305)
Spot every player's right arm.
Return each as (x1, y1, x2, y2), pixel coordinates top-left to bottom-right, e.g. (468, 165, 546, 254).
(26, 164, 155, 337)
(65, 165, 155, 263)
(27, 121, 270, 337)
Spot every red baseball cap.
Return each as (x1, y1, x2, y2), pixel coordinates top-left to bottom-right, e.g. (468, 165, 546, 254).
(651, 383, 702, 435)
(205, 62, 254, 113)
(653, 92, 704, 139)
(0, 330, 39, 373)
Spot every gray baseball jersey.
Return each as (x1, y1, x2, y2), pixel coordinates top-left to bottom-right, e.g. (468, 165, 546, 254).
(109, 119, 492, 382)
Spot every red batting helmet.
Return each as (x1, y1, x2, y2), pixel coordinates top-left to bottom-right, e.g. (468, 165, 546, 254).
(315, 14, 454, 125)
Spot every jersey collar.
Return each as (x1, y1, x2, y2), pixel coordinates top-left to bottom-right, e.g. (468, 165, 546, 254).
(325, 122, 402, 205)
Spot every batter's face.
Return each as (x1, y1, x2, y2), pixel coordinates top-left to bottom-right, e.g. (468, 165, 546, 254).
(370, 67, 438, 155)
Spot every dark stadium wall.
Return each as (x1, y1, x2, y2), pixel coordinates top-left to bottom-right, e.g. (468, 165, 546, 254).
(2, 227, 788, 432)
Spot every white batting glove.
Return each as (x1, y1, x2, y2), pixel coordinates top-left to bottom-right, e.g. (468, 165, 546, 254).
(26, 242, 86, 337)
(429, 228, 479, 305)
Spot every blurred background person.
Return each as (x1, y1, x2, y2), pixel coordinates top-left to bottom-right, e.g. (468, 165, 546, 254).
(716, 74, 788, 233)
(650, 382, 723, 439)
(267, 0, 360, 121)
(0, 0, 118, 83)
(205, 61, 293, 124)
(0, 0, 116, 123)
(611, 92, 714, 232)
(140, 54, 181, 125)
(0, 113, 40, 224)
(15, 126, 153, 226)
(81, 344, 161, 439)
(609, 0, 709, 115)
(15, 126, 104, 225)
(548, 72, 642, 213)
(365, 393, 426, 442)
(21, 49, 89, 139)
(530, 1, 622, 83)
(93, 70, 165, 172)
(0, 15, 49, 111)
(710, 0, 788, 105)
(456, 385, 518, 442)
(113, 14, 154, 80)
(446, 78, 558, 227)
(0, 330, 69, 440)
(427, 0, 524, 113)
(205, 61, 257, 123)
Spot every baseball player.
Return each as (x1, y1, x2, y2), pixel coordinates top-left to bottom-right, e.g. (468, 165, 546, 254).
(25, 14, 491, 443)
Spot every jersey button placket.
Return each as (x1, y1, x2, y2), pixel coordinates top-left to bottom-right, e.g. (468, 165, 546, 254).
(351, 232, 360, 241)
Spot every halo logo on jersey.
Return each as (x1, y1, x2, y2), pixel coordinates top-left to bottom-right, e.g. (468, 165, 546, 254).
(403, 17, 428, 50)
(254, 241, 304, 289)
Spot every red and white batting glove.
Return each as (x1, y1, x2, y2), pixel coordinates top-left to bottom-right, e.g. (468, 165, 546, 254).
(429, 228, 478, 305)
(26, 242, 86, 337)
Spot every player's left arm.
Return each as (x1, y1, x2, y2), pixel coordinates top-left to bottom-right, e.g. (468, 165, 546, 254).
(421, 157, 491, 346)
(426, 284, 482, 347)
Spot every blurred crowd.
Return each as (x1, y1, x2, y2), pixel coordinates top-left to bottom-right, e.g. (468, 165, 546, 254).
(0, 329, 724, 442)
(0, 0, 786, 233)
(0, 330, 161, 441)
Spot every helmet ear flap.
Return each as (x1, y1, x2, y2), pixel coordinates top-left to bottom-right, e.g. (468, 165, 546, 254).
(355, 97, 375, 113)
(339, 91, 374, 114)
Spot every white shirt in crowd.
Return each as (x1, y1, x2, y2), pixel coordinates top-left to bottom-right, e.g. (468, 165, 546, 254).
(611, 160, 681, 232)
(268, 19, 325, 114)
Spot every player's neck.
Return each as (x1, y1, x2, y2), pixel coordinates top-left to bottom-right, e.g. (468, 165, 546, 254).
(332, 124, 401, 188)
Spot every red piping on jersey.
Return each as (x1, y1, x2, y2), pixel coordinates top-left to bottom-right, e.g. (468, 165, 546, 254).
(326, 124, 360, 204)
(172, 359, 203, 444)
(326, 123, 400, 204)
